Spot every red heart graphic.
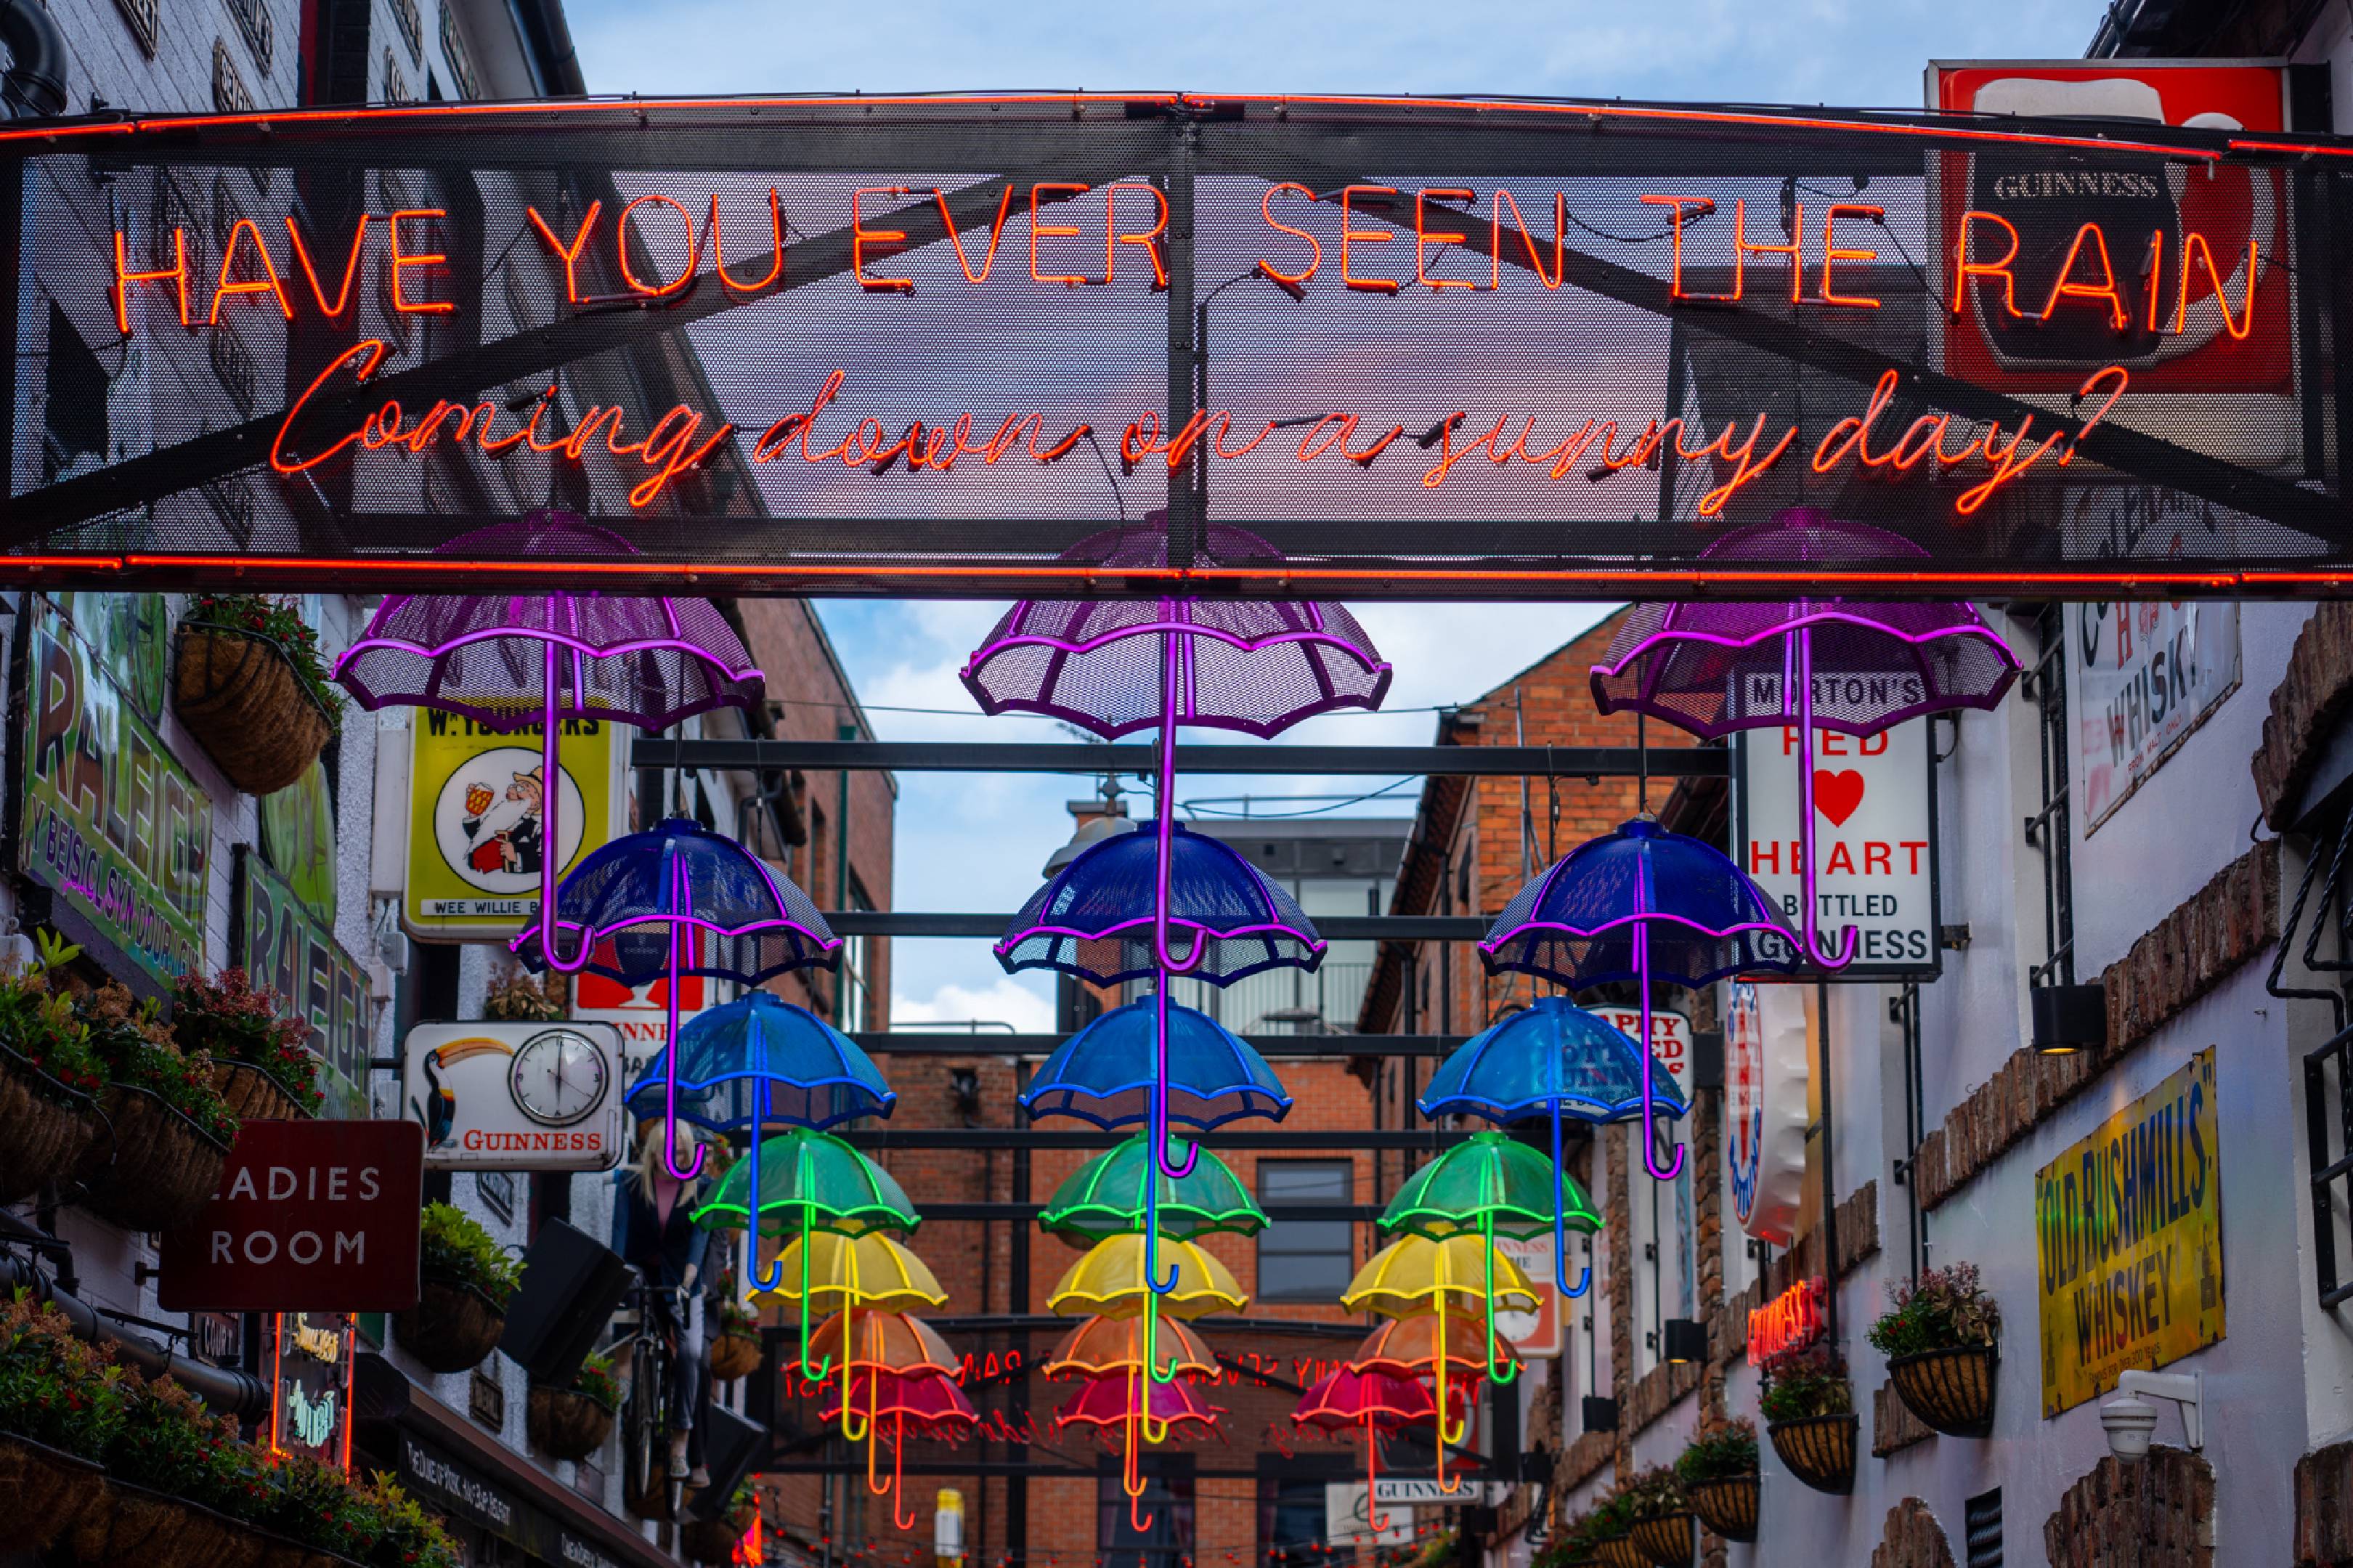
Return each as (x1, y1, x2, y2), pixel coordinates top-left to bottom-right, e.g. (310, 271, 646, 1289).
(1813, 769, 1865, 827)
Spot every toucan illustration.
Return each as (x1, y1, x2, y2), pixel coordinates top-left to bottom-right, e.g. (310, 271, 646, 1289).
(406, 1038, 513, 1150)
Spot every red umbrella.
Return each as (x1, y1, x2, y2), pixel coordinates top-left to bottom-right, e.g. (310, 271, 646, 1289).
(818, 1366, 975, 1530)
(1294, 1366, 1476, 1531)
(1055, 1370, 1224, 1532)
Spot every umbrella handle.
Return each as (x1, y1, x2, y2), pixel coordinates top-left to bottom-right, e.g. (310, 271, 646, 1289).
(840, 1307, 871, 1443)
(1553, 1104, 1593, 1300)
(747, 1113, 789, 1292)
(1150, 983, 1201, 1185)
(537, 650, 596, 973)
(863, 1381, 888, 1495)
(1365, 1419, 1392, 1534)
(1123, 1400, 1155, 1534)
(890, 1413, 920, 1532)
(1633, 928, 1686, 1184)
(1144, 1186, 1180, 1297)
(1145, 1283, 1181, 1394)
(1483, 1212, 1519, 1384)
(1794, 628, 1860, 972)
(660, 858, 707, 1184)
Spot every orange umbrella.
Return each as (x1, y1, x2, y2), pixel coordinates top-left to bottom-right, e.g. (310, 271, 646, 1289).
(1046, 1315, 1219, 1382)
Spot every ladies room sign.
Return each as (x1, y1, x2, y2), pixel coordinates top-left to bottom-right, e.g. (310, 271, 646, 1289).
(1735, 720, 1939, 978)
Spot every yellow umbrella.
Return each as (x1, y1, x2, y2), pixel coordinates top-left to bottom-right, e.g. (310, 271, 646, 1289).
(753, 1233, 948, 1442)
(1341, 1235, 1537, 1461)
(1049, 1233, 1245, 1320)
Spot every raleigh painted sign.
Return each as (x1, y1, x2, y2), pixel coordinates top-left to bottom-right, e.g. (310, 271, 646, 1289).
(2034, 1048, 2224, 1417)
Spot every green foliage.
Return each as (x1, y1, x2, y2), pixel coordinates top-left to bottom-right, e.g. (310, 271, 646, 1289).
(1617, 1464, 1684, 1517)
(364, 1472, 463, 1568)
(108, 1368, 240, 1498)
(726, 1482, 760, 1532)
(1759, 1344, 1854, 1423)
(262, 1453, 387, 1561)
(0, 1293, 129, 1460)
(171, 969, 322, 1114)
(1582, 1487, 1641, 1540)
(1674, 1416, 1760, 1484)
(184, 594, 346, 728)
(0, 933, 105, 1102)
(1867, 1262, 2001, 1359)
(78, 981, 237, 1144)
(483, 972, 566, 1023)
(419, 1201, 524, 1309)
(570, 1352, 622, 1413)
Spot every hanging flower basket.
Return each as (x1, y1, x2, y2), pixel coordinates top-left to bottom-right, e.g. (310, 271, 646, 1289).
(1628, 1512, 1694, 1567)
(707, 1327, 762, 1383)
(0, 1049, 95, 1205)
(173, 620, 336, 797)
(680, 1518, 743, 1566)
(1590, 1535, 1649, 1568)
(527, 1384, 617, 1461)
(0, 1433, 107, 1553)
(1887, 1344, 1999, 1439)
(73, 1084, 231, 1232)
(392, 1272, 508, 1373)
(67, 1479, 258, 1568)
(1767, 1413, 1858, 1495)
(1685, 1474, 1760, 1543)
(208, 1057, 313, 1123)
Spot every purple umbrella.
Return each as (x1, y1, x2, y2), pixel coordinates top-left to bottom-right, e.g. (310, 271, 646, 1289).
(964, 518, 1387, 1189)
(336, 511, 765, 971)
(1590, 508, 2019, 967)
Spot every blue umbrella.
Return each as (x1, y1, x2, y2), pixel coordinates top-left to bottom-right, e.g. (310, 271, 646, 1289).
(1001, 824, 1312, 1309)
(1020, 997, 1292, 1132)
(1478, 816, 1799, 1219)
(626, 991, 898, 1364)
(515, 817, 838, 1180)
(1418, 997, 1689, 1299)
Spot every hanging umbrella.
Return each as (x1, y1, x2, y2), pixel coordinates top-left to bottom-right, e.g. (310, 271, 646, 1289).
(1047, 1234, 1246, 1320)
(1041, 1133, 1267, 1248)
(967, 519, 1385, 1190)
(1342, 1233, 1534, 1463)
(1479, 819, 1799, 1186)
(816, 1365, 976, 1531)
(688, 1126, 916, 1376)
(750, 1232, 946, 1317)
(796, 1309, 957, 1380)
(1590, 508, 2020, 967)
(1351, 1312, 1500, 1384)
(1294, 1365, 1455, 1528)
(1378, 1131, 1603, 1378)
(1045, 1315, 1220, 1381)
(336, 511, 765, 973)
(516, 820, 840, 1181)
(1057, 1370, 1226, 1532)
(1001, 826, 1309, 1299)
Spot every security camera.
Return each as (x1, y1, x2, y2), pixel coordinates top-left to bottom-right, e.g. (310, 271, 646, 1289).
(2100, 1370, 2201, 1463)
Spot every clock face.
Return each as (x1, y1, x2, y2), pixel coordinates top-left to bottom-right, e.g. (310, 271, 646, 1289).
(508, 1028, 609, 1127)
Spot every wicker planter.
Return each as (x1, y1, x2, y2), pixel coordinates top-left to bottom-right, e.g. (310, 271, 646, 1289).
(66, 1479, 262, 1568)
(1590, 1536, 1648, 1568)
(529, 1384, 617, 1461)
(1768, 1412, 1858, 1495)
(393, 1272, 507, 1373)
(1685, 1475, 1760, 1543)
(208, 1059, 313, 1123)
(0, 1434, 107, 1553)
(1887, 1344, 1999, 1439)
(708, 1328, 761, 1382)
(680, 1518, 747, 1565)
(1629, 1511, 1694, 1567)
(0, 1056, 94, 1204)
(73, 1084, 231, 1232)
(174, 623, 335, 797)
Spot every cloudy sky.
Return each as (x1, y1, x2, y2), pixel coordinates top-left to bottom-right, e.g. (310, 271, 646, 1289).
(562, 0, 2094, 1032)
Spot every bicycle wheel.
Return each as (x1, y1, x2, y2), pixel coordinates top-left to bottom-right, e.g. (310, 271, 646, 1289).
(625, 1331, 665, 1512)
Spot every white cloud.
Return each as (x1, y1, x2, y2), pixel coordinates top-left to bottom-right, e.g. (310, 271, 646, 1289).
(890, 975, 1057, 1036)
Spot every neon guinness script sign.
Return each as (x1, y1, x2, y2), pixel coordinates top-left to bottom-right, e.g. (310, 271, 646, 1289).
(2, 91, 2346, 598)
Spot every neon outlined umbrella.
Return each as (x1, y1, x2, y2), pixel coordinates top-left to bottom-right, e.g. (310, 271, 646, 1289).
(816, 1364, 975, 1530)
(1040, 1134, 1270, 1248)
(516, 819, 840, 1179)
(1294, 1366, 1455, 1532)
(1590, 508, 2020, 967)
(1046, 1315, 1220, 1381)
(336, 511, 764, 974)
(1048, 1234, 1245, 1321)
(1478, 821, 1797, 1184)
(751, 1232, 946, 1320)
(1343, 1235, 1534, 1477)
(1379, 1131, 1602, 1376)
(1057, 1370, 1226, 1531)
(799, 1308, 962, 1518)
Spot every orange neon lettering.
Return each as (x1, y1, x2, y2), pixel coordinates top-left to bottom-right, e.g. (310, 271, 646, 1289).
(1819, 204, 1882, 309)
(387, 209, 456, 314)
(1887, 413, 1956, 471)
(709, 189, 785, 295)
(1346, 423, 1405, 466)
(935, 187, 1017, 283)
(1811, 369, 1901, 474)
(561, 405, 627, 463)
(1031, 422, 1087, 463)
(270, 338, 389, 474)
(1950, 210, 2022, 318)
(526, 200, 601, 304)
(1415, 189, 1476, 291)
(1339, 186, 1399, 294)
(1421, 414, 1508, 488)
(1212, 415, 1278, 460)
(1955, 417, 2068, 515)
(1638, 197, 1726, 301)
(206, 217, 294, 324)
(481, 390, 553, 455)
(1029, 182, 1094, 286)
(850, 188, 916, 293)
(362, 402, 405, 450)
(752, 370, 847, 463)
(2039, 222, 2129, 328)
(625, 405, 735, 508)
(1296, 414, 1358, 463)
(1734, 198, 1803, 305)
(113, 227, 189, 334)
(1688, 414, 1797, 515)
(401, 399, 483, 452)
(1492, 191, 1565, 290)
(1105, 184, 1168, 288)
(617, 193, 700, 298)
(1259, 183, 1322, 285)
(284, 214, 369, 317)
(2144, 227, 2166, 333)
(2174, 232, 2258, 339)
(2060, 365, 2129, 468)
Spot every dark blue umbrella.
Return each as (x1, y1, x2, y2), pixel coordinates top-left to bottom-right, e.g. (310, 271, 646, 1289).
(1479, 816, 1798, 1186)
(514, 817, 838, 1180)
(1020, 997, 1292, 1132)
(1418, 996, 1690, 1299)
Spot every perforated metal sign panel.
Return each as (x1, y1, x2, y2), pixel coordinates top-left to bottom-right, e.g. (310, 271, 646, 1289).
(3, 91, 2349, 598)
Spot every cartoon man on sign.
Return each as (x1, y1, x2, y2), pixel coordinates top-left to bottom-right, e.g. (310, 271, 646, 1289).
(461, 765, 546, 875)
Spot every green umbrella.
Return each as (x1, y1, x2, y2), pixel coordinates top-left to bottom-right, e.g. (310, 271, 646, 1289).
(690, 1129, 920, 1376)
(1378, 1131, 1603, 1381)
(1040, 1134, 1268, 1248)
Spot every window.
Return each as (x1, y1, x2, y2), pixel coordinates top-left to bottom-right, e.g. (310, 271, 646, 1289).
(211, 39, 254, 115)
(437, 4, 479, 99)
(1258, 1470, 1346, 1568)
(223, 0, 272, 71)
(113, 0, 160, 55)
(208, 322, 256, 415)
(1098, 1455, 1192, 1564)
(380, 47, 413, 105)
(390, 0, 423, 60)
(1256, 1161, 1353, 1301)
(837, 878, 875, 1031)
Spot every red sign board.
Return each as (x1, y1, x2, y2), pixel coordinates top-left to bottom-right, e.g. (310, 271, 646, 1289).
(159, 1120, 425, 1312)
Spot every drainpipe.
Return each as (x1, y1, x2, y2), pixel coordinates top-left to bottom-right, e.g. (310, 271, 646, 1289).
(0, 1251, 269, 1418)
(0, 0, 66, 118)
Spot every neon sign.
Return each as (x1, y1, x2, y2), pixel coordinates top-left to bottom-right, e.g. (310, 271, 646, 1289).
(1747, 1277, 1828, 1367)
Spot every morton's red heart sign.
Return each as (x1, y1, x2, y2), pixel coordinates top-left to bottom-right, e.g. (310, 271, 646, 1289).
(1811, 768, 1867, 827)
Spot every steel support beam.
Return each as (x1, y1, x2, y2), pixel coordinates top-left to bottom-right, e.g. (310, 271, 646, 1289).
(825, 911, 1490, 939)
(922, 1202, 1383, 1221)
(634, 738, 1728, 778)
(855, 1032, 1464, 1057)
(836, 1127, 1535, 1150)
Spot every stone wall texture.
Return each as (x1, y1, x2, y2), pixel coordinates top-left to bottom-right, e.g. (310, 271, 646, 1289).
(2042, 1448, 2214, 1568)
(1870, 1498, 1956, 1568)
